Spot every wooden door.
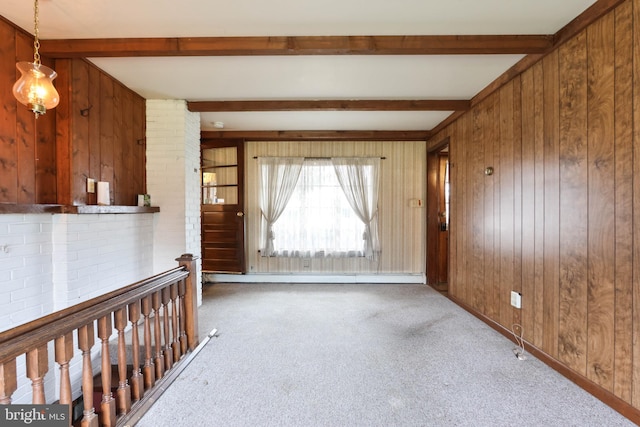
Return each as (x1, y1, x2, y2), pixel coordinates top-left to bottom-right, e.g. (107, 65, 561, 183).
(426, 143, 449, 291)
(201, 140, 245, 273)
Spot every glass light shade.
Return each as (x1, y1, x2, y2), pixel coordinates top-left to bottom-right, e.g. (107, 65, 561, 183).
(13, 61, 60, 116)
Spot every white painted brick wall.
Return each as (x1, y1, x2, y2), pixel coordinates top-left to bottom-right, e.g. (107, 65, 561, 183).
(0, 214, 54, 329)
(146, 99, 202, 304)
(52, 214, 155, 308)
(185, 105, 203, 305)
(2, 213, 157, 404)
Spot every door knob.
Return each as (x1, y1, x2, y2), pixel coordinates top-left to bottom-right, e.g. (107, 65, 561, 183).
(237, 211, 244, 217)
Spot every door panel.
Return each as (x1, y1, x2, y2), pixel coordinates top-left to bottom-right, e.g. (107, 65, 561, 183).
(426, 142, 449, 291)
(201, 140, 245, 273)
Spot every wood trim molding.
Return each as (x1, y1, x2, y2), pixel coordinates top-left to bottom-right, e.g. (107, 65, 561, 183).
(447, 294, 640, 426)
(39, 35, 553, 58)
(0, 204, 160, 214)
(200, 130, 431, 141)
(188, 99, 470, 112)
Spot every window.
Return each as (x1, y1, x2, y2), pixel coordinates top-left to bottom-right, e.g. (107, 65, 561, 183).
(258, 157, 380, 259)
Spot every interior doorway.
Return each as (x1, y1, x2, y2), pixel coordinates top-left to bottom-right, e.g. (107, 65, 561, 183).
(426, 138, 450, 292)
(200, 139, 246, 273)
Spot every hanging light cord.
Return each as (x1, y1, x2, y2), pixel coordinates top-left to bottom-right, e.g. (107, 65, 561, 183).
(33, 0, 41, 66)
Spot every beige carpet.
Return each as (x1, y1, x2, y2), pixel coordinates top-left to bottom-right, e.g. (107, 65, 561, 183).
(137, 283, 633, 427)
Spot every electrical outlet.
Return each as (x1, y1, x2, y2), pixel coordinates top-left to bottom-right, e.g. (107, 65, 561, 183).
(87, 178, 95, 193)
(510, 291, 522, 309)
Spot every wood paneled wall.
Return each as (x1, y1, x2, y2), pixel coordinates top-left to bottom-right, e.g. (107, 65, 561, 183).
(0, 17, 146, 207)
(55, 59, 146, 206)
(0, 17, 57, 204)
(431, 0, 640, 413)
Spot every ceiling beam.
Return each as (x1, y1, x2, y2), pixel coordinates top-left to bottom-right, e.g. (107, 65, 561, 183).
(40, 35, 553, 58)
(200, 130, 431, 141)
(188, 99, 470, 112)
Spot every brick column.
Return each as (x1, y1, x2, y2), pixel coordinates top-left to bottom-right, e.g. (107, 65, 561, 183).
(146, 100, 202, 305)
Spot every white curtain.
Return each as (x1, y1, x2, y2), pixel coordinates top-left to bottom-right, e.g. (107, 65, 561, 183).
(270, 159, 366, 257)
(258, 157, 304, 256)
(332, 157, 381, 260)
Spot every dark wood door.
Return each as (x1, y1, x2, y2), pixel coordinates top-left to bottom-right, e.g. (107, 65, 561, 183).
(201, 140, 245, 273)
(426, 142, 449, 291)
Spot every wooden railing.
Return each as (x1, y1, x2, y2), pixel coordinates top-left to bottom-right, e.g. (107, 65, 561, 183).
(0, 254, 200, 427)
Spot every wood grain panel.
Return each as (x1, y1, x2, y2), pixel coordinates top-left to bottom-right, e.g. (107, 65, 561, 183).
(122, 89, 135, 206)
(558, 31, 589, 374)
(471, 106, 486, 312)
(54, 59, 72, 206)
(88, 64, 101, 206)
(112, 83, 124, 204)
(34, 85, 57, 204)
(520, 67, 536, 343)
(612, 0, 633, 402)
(15, 31, 35, 204)
(543, 50, 560, 358)
(586, 12, 616, 391)
(485, 94, 499, 319)
(72, 59, 90, 205)
(0, 21, 17, 203)
(533, 61, 545, 348)
(451, 120, 464, 301)
(632, 0, 640, 409)
(100, 73, 115, 204)
(460, 115, 473, 304)
(511, 75, 523, 329)
(499, 81, 515, 328)
(27, 49, 58, 203)
(133, 95, 146, 193)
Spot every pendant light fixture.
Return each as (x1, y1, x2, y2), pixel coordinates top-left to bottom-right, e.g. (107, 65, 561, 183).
(12, 0, 59, 117)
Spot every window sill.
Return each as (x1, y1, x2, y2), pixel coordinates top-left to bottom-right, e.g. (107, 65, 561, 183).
(0, 204, 160, 214)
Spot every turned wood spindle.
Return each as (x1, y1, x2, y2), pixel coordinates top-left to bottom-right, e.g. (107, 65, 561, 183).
(170, 283, 181, 362)
(98, 315, 116, 427)
(128, 300, 144, 401)
(151, 291, 165, 379)
(54, 332, 74, 422)
(178, 279, 188, 355)
(141, 295, 155, 389)
(162, 287, 173, 371)
(78, 323, 99, 427)
(26, 345, 48, 404)
(114, 308, 132, 415)
(0, 359, 18, 404)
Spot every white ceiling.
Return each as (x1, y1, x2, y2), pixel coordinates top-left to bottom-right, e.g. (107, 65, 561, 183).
(0, 0, 598, 133)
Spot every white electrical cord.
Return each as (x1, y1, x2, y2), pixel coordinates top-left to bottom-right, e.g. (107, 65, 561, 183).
(511, 323, 526, 360)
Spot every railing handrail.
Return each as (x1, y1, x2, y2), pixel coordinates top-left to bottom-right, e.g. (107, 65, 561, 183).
(0, 267, 189, 362)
